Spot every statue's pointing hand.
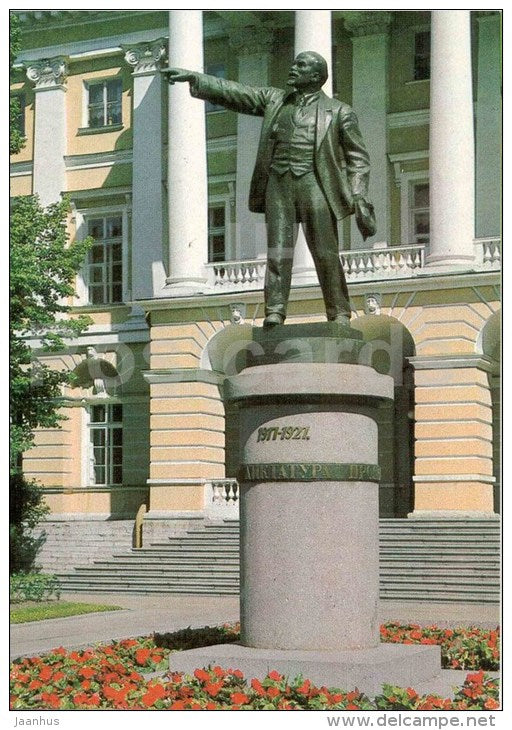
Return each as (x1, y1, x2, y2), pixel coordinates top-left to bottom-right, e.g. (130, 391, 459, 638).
(163, 68, 197, 85)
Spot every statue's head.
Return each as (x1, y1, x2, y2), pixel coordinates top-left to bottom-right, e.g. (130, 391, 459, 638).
(287, 51, 328, 91)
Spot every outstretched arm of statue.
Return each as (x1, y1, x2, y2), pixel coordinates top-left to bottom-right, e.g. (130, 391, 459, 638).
(163, 66, 275, 117)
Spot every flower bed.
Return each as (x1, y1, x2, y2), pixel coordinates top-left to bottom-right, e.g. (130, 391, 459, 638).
(380, 622, 500, 671)
(10, 624, 500, 711)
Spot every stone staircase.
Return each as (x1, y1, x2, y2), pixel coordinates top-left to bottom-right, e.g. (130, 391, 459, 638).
(56, 518, 500, 603)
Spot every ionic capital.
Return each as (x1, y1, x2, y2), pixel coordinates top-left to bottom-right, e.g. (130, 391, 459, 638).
(26, 57, 68, 89)
(124, 39, 167, 74)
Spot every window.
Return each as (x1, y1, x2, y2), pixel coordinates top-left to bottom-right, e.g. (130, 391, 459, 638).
(205, 64, 226, 112)
(87, 215, 123, 304)
(89, 404, 123, 486)
(86, 78, 122, 128)
(208, 205, 226, 262)
(410, 182, 430, 244)
(11, 93, 25, 136)
(414, 31, 430, 81)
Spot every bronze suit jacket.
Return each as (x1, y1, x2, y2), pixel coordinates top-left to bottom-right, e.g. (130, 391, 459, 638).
(190, 74, 371, 220)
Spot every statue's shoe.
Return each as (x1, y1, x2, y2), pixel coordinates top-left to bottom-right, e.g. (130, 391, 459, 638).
(263, 313, 285, 327)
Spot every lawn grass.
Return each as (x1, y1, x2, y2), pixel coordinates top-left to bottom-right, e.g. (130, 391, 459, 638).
(10, 600, 123, 623)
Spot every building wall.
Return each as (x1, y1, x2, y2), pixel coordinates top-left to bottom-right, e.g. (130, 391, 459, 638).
(10, 11, 501, 530)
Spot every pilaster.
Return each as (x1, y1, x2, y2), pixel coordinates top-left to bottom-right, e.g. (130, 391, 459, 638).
(26, 57, 68, 207)
(345, 12, 391, 251)
(124, 39, 167, 299)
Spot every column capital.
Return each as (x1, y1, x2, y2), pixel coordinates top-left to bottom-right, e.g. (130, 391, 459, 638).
(124, 38, 167, 74)
(229, 26, 274, 56)
(25, 56, 68, 89)
(343, 11, 392, 37)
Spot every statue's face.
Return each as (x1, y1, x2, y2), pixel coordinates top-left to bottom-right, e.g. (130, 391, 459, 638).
(287, 52, 322, 89)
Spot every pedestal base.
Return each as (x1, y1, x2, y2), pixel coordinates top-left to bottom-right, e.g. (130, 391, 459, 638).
(169, 642, 441, 697)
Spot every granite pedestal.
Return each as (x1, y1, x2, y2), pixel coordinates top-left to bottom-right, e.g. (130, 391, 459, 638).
(169, 323, 441, 693)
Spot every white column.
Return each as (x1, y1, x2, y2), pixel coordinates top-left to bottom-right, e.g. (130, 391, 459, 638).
(427, 10, 475, 269)
(166, 10, 209, 293)
(475, 12, 501, 238)
(292, 10, 333, 286)
(230, 27, 274, 261)
(26, 58, 68, 207)
(345, 12, 391, 251)
(125, 40, 167, 300)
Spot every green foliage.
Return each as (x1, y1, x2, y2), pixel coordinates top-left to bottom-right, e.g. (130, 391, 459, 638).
(9, 195, 92, 572)
(10, 601, 123, 623)
(10, 11, 92, 573)
(10, 573, 61, 603)
(10, 473, 49, 573)
(153, 624, 239, 651)
(10, 13, 24, 155)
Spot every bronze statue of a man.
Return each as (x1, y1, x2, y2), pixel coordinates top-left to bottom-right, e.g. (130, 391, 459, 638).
(165, 51, 375, 327)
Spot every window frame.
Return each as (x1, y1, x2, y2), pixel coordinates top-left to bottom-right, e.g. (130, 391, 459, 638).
(74, 204, 131, 307)
(81, 76, 123, 131)
(86, 402, 123, 487)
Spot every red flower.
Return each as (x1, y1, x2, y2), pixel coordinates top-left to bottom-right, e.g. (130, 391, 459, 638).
(347, 690, 360, 701)
(297, 679, 311, 695)
(142, 683, 166, 707)
(212, 665, 225, 678)
(485, 698, 500, 710)
(170, 700, 186, 710)
(28, 680, 42, 690)
(135, 648, 151, 665)
(204, 681, 223, 696)
(347, 703, 359, 710)
(194, 668, 211, 682)
(251, 678, 266, 696)
(39, 666, 53, 682)
(231, 669, 244, 679)
(268, 670, 282, 681)
(79, 665, 96, 679)
(41, 692, 61, 709)
(267, 686, 281, 698)
(231, 692, 249, 705)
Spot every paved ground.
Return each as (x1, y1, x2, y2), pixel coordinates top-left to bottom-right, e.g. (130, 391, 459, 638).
(10, 591, 499, 662)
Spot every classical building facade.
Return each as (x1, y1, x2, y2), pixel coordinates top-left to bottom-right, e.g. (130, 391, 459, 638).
(10, 11, 501, 598)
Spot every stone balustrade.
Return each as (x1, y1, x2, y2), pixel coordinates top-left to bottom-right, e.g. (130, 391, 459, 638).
(204, 239, 500, 291)
(204, 479, 239, 513)
(474, 237, 501, 270)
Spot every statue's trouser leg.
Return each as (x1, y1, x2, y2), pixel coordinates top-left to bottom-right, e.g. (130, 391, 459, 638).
(264, 172, 299, 319)
(296, 172, 351, 320)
